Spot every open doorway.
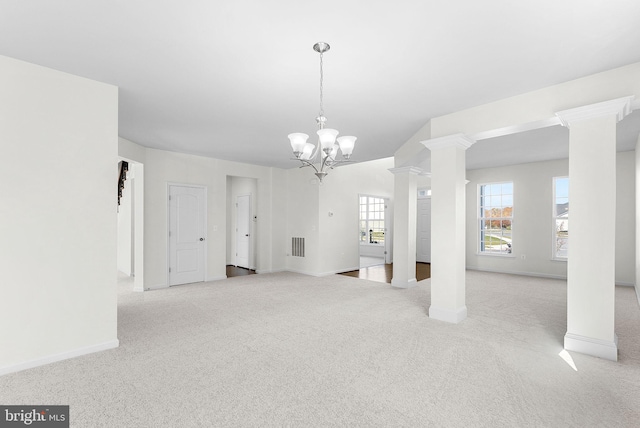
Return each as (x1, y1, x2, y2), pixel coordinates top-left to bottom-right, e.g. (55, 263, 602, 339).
(226, 176, 258, 275)
(117, 158, 144, 292)
(358, 195, 389, 268)
(416, 188, 431, 263)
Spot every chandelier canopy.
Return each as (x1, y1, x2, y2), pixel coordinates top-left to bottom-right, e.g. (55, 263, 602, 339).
(288, 42, 356, 183)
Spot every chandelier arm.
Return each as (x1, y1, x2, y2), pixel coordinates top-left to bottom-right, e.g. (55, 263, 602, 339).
(297, 159, 320, 174)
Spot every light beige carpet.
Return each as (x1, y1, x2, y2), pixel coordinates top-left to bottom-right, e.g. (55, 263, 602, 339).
(1, 271, 639, 427)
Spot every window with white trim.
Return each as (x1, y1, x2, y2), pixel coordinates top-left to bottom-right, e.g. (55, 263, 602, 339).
(359, 196, 385, 245)
(553, 177, 569, 259)
(478, 182, 513, 254)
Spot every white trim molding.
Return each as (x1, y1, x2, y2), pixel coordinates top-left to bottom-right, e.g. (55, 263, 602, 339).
(429, 305, 467, 324)
(555, 96, 635, 128)
(391, 278, 417, 289)
(206, 275, 228, 282)
(388, 166, 425, 176)
(421, 133, 476, 151)
(0, 340, 119, 376)
(564, 333, 618, 361)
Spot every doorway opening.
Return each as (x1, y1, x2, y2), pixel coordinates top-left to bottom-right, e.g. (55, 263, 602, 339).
(116, 158, 144, 292)
(417, 188, 431, 263)
(226, 176, 258, 274)
(359, 194, 389, 268)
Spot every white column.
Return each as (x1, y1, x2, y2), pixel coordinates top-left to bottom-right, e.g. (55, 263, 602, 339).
(422, 134, 475, 323)
(556, 96, 634, 361)
(389, 166, 422, 288)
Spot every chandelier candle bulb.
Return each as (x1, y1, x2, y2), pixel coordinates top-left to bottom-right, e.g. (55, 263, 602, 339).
(323, 144, 338, 160)
(301, 143, 314, 160)
(288, 133, 309, 157)
(317, 128, 339, 152)
(337, 136, 356, 158)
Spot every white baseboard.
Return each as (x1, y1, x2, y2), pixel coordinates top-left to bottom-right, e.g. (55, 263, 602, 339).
(615, 281, 634, 287)
(206, 275, 227, 282)
(145, 284, 168, 291)
(466, 266, 567, 280)
(0, 340, 120, 376)
(429, 305, 467, 324)
(467, 267, 633, 287)
(564, 332, 618, 361)
(255, 268, 286, 274)
(391, 278, 417, 288)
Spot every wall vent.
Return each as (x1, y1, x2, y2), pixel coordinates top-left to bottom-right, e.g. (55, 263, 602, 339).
(292, 237, 305, 257)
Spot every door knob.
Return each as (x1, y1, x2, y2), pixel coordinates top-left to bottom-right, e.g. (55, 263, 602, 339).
(200, 238, 204, 241)
(245, 234, 249, 237)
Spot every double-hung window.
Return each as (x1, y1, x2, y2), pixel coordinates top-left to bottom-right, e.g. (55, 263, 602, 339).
(478, 182, 513, 254)
(553, 177, 569, 259)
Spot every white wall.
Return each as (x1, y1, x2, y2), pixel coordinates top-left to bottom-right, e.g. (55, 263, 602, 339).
(465, 153, 635, 284)
(0, 55, 118, 373)
(636, 136, 640, 303)
(320, 157, 396, 275)
(285, 168, 321, 275)
(430, 62, 640, 139)
(284, 157, 395, 276)
(117, 140, 286, 288)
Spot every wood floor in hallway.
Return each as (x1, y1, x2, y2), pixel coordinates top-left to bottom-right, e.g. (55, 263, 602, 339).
(227, 263, 431, 285)
(339, 263, 430, 284)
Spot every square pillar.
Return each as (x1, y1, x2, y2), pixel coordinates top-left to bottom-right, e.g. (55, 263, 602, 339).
(556, 96, 634, 361)
(422, 134, 475, 323)
(389, 167, 422, 288)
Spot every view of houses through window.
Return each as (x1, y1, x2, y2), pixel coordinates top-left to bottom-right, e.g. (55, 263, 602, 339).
(478, 182, 513, 254)
(554, 177, 569, 259)
(359, 195, 385, 245)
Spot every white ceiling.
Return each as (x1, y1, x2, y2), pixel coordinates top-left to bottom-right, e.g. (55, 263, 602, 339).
(2, 0, 640, 169)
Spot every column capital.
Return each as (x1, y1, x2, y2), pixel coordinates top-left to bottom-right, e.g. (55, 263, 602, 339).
(555, 96, 634, 128)
(421, 133, 476, 151)
(388, 166, 426, 176)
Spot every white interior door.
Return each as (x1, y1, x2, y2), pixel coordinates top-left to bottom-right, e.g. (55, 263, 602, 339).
(169, 185, 206, 286)
(417, 197, 431, 263)
(236, 195, 250, 269)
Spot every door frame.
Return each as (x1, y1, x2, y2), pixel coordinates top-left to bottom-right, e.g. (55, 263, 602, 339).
(166, 182, 208, 286)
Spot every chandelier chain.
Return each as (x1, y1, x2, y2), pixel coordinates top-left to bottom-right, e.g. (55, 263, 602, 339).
(319, 51, 324, 120)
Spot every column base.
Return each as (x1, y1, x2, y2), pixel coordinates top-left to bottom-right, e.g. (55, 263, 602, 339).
(429, 305, 467, 324)
(564, 332, 618, 361)
(391, 278, 417, 289)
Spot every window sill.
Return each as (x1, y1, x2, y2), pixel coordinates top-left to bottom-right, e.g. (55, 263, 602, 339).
(476, 253, 515, 258)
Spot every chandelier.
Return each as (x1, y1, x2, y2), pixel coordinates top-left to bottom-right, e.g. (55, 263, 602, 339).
(288, 42, 357, 183)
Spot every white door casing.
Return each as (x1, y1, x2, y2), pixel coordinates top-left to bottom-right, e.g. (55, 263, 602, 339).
(417, 197, 431, 263)
(168, 185, 206, 286)
(384, 199, 391, 263)
(236, 194, 250, 269)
